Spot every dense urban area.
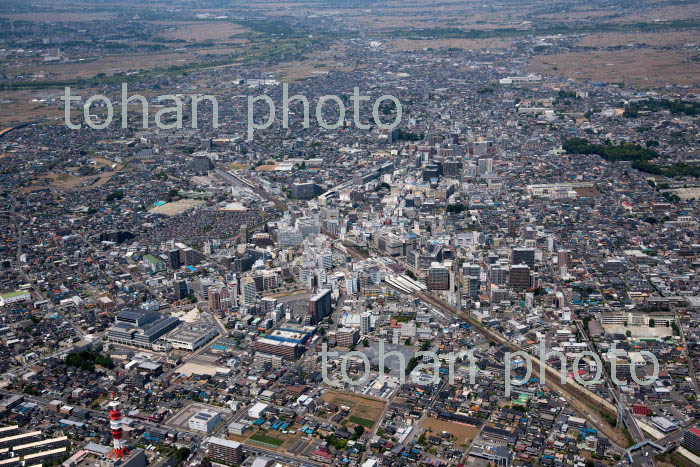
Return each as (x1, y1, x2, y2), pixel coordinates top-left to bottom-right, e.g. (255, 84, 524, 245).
(1, 1, 700, 467)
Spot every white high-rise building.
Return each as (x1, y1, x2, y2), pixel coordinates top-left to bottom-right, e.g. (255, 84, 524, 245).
(241, 277, 257, 307)
(345, 274, 358, 295)
(478, 158, 493, 176)
(317, 251, 333, 270)
(361, 312, 371, 335)
(278, 228, 303, 248)
(296, 216, 320, 237)
(272, 305, 284, 324)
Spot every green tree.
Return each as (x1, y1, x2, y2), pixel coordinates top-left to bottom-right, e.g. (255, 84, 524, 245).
(175, 447, 191, 462)
(353, 425, 365, 440)
(446, 203, 468, 214)
(106, 189, 124, 202)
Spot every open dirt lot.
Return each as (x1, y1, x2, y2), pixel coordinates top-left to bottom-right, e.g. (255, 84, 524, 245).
(422, 417, 481, 446)
(16, 51, 214, 81)
(153, 21, 250, 42)
(530, 49, 700, 87)
(577, 30, 700, 48)
(322, 390, 387, 426)
(228, 428, 304, 452)
(388, 38, 513, 51)
(0, 12, 116, 22)
(149, 199, 205, 216)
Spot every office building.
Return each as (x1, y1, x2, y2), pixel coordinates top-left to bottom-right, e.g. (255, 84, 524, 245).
(207, 437, 243, 465)
(427, 263, 450, 291)
(309, 289, 332, 324)
(512, 248, 535, 269)
(682, 426, 700, 455)
(336, 327, 359, 348)
(261, 297, 277, 315)
(509, 264, 531, 292)
(107, 310, 180, 350)
(188, 409, 222, 433)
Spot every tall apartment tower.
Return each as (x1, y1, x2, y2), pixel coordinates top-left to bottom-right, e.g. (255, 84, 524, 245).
(241, 276, 257, 307)
(558, 249, 570, 269)
(512, 248, 535, 270)
(361, 312, 371, 335)
(509, 264, 531, 292)
(508, 217, 517, 238)
(478, 157, 493, 176)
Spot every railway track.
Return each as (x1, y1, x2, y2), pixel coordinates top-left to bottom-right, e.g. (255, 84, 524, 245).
(416, 291, 629, 448)
(339, 242, 628, 447)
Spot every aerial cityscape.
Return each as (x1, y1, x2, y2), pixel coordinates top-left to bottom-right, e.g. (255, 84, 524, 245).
(1, 1, 700, 466)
